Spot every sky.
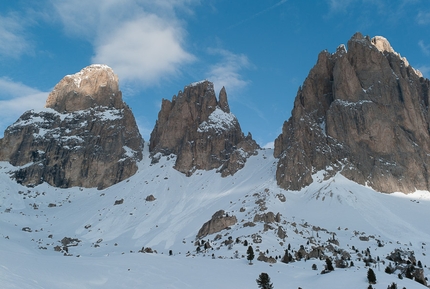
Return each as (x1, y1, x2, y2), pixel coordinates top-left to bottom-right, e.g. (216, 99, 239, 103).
(0, 0, 429, 148)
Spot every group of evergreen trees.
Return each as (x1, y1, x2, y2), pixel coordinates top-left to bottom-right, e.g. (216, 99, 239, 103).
(246, 242, 416, 289)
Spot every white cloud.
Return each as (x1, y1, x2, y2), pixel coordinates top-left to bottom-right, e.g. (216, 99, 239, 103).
(0, 14, 32, 58)
(92, 16, 194, 85)
(206, 49, 252, 95)
(0, 78, 48, 137)
(418, 40, 430, 56)
(416, 11, 430, 25)
(52, 0, 196, 86)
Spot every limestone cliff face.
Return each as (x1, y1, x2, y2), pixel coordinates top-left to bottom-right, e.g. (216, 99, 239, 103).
(45, 64, 122, 112)
(149, 80, 259, 176)
(274, 33, 430, 193)
(0, 64, 143, 189)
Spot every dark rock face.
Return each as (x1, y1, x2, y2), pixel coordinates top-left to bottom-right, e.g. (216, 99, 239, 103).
(150, 80, 259, 176)
(274, 33, 430, 193)
(0, 65, 143, 189)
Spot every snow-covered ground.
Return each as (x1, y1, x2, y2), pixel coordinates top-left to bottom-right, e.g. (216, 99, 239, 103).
(1, 144, 429, 288)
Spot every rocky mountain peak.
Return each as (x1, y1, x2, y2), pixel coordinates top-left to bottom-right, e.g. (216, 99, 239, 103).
(0, 65, 143, 189)
(274, 33, 430, 193)
(45, 64, 123, 113)
(150, 80, 259, 176)
(370, 35, 395, 53)
(218, 86, 230, 113)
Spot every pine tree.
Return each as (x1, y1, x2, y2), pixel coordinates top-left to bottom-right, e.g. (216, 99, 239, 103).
(281, 250, 289, 264)
(325, 257, 334, 271)
(385, 265, 393, 274)
(247, 246, 255, 264)
(367, 268, 377, 284)
(256, 272, 274, 289)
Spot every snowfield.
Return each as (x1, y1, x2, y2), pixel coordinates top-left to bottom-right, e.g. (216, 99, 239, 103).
(1, 144, 429, 288)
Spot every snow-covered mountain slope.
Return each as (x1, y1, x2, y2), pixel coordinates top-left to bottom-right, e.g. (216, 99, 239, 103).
(1, 144, 429, 288)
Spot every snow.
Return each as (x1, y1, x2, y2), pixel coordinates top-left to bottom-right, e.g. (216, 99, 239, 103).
(9, 107, 124, 143)
(197, 107, 237, 134)
(118, 146, 138, 162)
(93, 108, 123, 121)
(186, 79, 211, 88)
(0, 145, 430, 289)
(319, 120, 326, 136)
(334, 99, 373, 107)
(336, 44, 347, 56)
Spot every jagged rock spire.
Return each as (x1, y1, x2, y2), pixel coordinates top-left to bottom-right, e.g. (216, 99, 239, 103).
(274, 32, 430, 193)
(150, 80, 259, 176)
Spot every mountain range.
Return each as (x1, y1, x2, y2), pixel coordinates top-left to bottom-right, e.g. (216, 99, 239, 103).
(0, 33, 429, 289)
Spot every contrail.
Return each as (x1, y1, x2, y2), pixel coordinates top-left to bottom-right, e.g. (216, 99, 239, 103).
(228, 0, 288, 29)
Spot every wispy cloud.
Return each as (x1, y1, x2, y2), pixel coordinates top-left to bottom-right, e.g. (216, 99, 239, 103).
(52, 0, 196, 86)
(418, 40, 430, 56)
(92, 16, 194, 85)
(416, 11, 430, 25)
(206, 49, 252, 95)
(327, 0, 356, 12)
(0, 14, 32, 58)
(0, 78, 48, 137)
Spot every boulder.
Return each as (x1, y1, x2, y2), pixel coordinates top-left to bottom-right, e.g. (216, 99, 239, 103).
(197, 210, 237, 239)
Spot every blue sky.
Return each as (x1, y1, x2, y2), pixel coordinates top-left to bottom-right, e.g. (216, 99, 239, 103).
(0, 0, 429, 148)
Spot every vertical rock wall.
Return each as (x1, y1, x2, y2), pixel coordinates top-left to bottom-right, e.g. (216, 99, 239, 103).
(275, 33, 430, 193)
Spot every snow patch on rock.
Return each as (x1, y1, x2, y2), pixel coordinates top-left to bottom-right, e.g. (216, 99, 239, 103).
(197, 107, 237, 135)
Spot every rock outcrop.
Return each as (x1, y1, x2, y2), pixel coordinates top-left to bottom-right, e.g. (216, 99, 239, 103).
(150, 80, 259, 176)
(196, 210, 237, 239)
(0, 64, 143, 189)
(274, 33, 430, 193)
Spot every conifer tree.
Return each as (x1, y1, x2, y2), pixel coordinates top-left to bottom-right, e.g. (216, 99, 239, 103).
(247, 246, 255, 264)
(367, 268, 377, 284)
(256, 272, 274, 289)
(325, 257, 334, 271)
